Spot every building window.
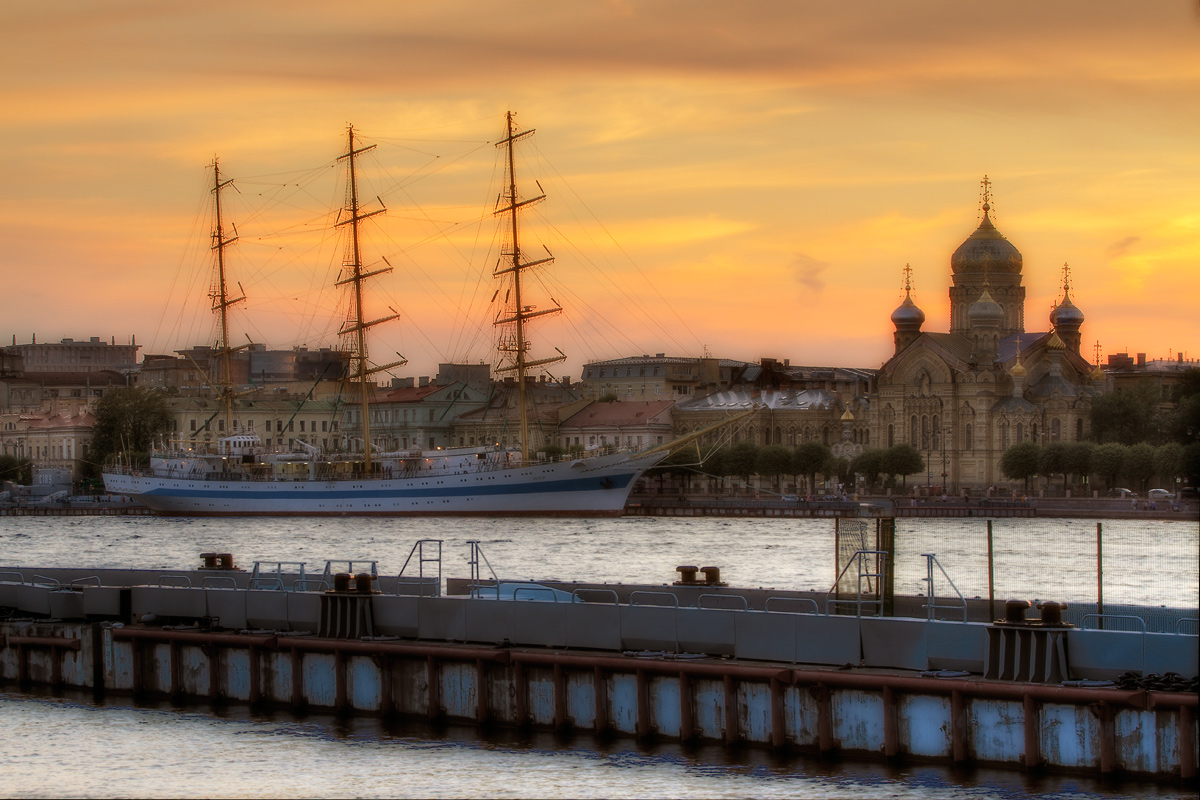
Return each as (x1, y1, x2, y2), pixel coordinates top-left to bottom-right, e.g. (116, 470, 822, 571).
(1016, 423, 1023, 443)
(910, 416, 918, 447)
(1000, 423, 1009, 449)
(1051, 418, 1061, 442)
(190, 419, 197, 432)
(1076, 418, 1084, 440)
(965, 423, 973, 451)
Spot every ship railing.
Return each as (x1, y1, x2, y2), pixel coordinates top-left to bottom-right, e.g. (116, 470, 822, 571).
(250, 561, 316, 592)
(466, 541, 500, 599)
(825, 549, 889, 617)
(764, 596, 821, 614)
(920, 553, 968, 622)
(398, 540, 442, 597)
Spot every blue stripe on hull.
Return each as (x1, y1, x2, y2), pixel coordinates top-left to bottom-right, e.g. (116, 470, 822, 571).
(140, 471, 635, 502)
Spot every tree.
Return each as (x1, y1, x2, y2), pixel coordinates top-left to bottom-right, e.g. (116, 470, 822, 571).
(1000, 441, 1041, 494)
(755, 445, 793, 493)
(1153, 442, 1184, 489)
(1182, 443, 1200, 491)
(1089, 385, 1161, 445)
(725, 441, 760, 487)
(850, 449, 885, 492)
(1091, 443, 1128, 490)
(881, 443, 923, 488)
(702, 445, 731, 492)
(827, 457, 852, 487)
(1123, 442, 1156, 492)
(539, 443, 566, 461)
(1039, 442, 1071, 491)
(793, 442, 831, 495)
(1167, 394, 1200, 445)
(1065, 441, 1094, 488)
(90, 387, 173, 468)
(0, 454, 33, 485)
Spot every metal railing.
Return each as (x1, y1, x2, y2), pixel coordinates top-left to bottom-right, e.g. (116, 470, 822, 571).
(825, 549, 888, 617)
(398, 539, 442, 597)
(920, 553, 967, 622)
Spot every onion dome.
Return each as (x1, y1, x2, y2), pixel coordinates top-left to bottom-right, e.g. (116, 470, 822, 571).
(1010, 359, 1027, 378)
(891, 289, 926, 330)
(840, 408, 855, 422)
(968, 285, 1004, 327)
(1090, 363, 1105, 380)
(1050, 288, 1085, 328)
(1046, 331, 1066, 351)
(951, 203, 1022, 275)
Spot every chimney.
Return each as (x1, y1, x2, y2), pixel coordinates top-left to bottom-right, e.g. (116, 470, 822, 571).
(1137, 353, 1146, 368)
(419, 376, 429, 387)
(1179, 352, 1184, 364)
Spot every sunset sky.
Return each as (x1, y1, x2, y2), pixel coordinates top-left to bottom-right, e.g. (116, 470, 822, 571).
(3, 1, 1198, 383)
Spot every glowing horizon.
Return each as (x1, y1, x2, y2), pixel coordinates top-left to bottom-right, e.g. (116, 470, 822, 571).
(2, 1, 1198, 381)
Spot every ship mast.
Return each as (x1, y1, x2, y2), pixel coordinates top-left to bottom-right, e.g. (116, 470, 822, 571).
(209, 158, 247, 434)
(493, 112, 564, 463)
(335, 125, 404, 470)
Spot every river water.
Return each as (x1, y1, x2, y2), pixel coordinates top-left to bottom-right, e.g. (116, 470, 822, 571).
(1, 515, 1196, 799)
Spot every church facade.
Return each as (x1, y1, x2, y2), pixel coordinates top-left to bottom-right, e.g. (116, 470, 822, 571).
(867, 187, 1105, 492)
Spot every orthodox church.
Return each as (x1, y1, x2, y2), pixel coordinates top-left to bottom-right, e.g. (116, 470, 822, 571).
(868, 180, 1104, 492)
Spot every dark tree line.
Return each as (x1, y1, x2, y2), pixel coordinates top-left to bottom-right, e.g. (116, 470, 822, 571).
(1001, 367, 1200, 492)
(1000, 439, 1197, 493)
(649, 441, 924, 494)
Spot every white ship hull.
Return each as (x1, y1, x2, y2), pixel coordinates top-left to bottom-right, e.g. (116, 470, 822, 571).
(102, 450, 660, 517)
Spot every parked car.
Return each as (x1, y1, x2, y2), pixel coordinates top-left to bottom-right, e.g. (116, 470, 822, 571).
(1108, 488, 1137, 498)
(1147, 489, 1175, 500)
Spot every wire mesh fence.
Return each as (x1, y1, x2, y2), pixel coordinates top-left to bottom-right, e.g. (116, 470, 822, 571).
(889, 517, 1198, 632)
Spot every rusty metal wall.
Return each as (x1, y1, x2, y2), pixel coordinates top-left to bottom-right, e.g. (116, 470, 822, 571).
(1, 620, 1197, 784)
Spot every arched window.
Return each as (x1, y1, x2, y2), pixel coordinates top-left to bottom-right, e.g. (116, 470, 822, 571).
(887, 424, 894, 448)
(965, 423, 973, 451)
(921, 415, 930, 450)
(911, 416, 919, 447)
(775, 426, 782, 444)
(1000, 423, 1009, 449)
(1016, 423, 1023, 443)
(1031, 423, 1038, 442)
(932, 415, 940, 450)
(865, 429, 870, 445)
(1076, 418, 1084, 441)
(1051, 418, 1061, 441)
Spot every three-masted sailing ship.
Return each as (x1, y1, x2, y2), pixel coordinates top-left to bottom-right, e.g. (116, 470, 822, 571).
(102, 115, 667, 516)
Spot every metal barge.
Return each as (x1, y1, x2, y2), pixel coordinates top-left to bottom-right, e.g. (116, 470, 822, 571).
(2, 549, 1196, 786)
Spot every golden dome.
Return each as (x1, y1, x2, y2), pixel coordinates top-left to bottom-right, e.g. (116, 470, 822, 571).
(951, 205, 1023, 276)
(1046, 331, 1066, 351)
(841, 408, 855, 421)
